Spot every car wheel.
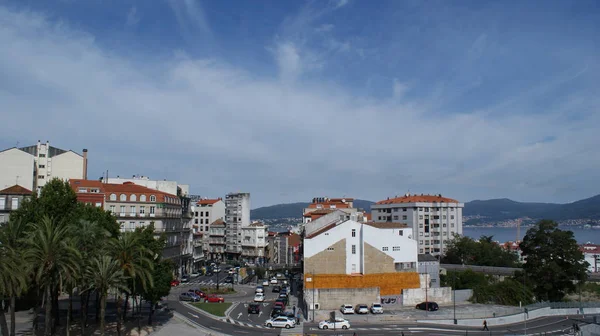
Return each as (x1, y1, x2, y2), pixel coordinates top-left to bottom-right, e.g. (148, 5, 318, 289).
(285, 324, 291, 329)
(342, 325, 348, 330)
(267, 323, 272, 328)
(323, 326, 328, 330)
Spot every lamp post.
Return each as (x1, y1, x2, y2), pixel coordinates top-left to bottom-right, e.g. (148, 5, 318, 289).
(216, 262, 221, 291)
(453, 271, 457, 324)
(312, 271, 315, 322)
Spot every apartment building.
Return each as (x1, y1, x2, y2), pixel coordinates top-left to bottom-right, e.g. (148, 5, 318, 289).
(302, 197, 357, 223)
(207, 219, 226, 261)
(70, 179, 186, 265)
(224, 192, 251, 259)
(303, 212, 420, 310)
(0, 140, 88, 193)
(371, 193, 464, 256)
(580, 244, 600, 273)
(241, 222, 267, 264)
(107, 175, 189, 197)
(0, 185, 33, 224)
(190, 199, 225, 270)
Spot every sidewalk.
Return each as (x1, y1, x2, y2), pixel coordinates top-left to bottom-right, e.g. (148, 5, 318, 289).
(153, 313, 229, 336)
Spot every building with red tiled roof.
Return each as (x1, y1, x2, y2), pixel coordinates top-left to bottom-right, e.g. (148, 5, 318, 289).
(69, 179, 184, 262)
(0, 185, 33, 224)
(302, 197, 358, 224)
(191, 198, 225, 265)
(371, 193, 464, 257)
(580, 244, 600, 273)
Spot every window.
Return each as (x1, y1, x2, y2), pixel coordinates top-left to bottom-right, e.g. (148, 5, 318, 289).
(95, 202, 102, 207)
(419, 232, 423, 236)
(130, 206, 136, 214)
(419, 240, 423, 244)
(150, 195, 156, 202)
(451, 215, 455, 219)
(419, 249, 424, 253)
(419, 207, 423, 211)
(110, 193, 117, 201)
(150, 206, 155, 214)
(120, 194, 126, 201)
(109, 205, 115, 213)
(351, 229, 356, 237)
(402, 215, 407, 220)
(392, 246, 401, 251)
(39, 164, 45, 168)
(120, 205, 125, 214)
(403, 207, 407, 211)
(129, 221, 135, 229)
(38, 175, 45, 179)
(11, 198, 19, 210)
(425, 240, 430, 245)
(398, 230, 403, 236)
(382, 247, 389, 251)
(424, 207, 429, 212)
(419, 215, 423, 220)
(0, 198, 5, 209)
(130, 194, 137, 202)
(39, 154, 46, 158)
(443, 215, 447, 219)
(393, 215, 398, 220)
(326, 247, 334, 251)
(140, 206, 145, 214)
(451, 223, 455, 228)
(352, 245, 356, 254)
(195, 212, 198, 217)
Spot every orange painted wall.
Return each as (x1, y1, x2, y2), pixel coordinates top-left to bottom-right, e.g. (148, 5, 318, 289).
(304, 272, 420, 296)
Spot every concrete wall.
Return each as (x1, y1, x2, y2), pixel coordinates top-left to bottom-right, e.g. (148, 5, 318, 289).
(305, 239, 347, 274)
(304, 272, 419, 296)
(454, 289, 473, 303)
(51, 151, 84, 185)
(304, 287, 380, 311)
(364, 242, 395, 273)
(0, 148, 35, 191)
(402, 286, 452, 305)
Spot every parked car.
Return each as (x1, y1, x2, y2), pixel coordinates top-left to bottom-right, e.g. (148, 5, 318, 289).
(278, 293, 288, 300)
(270, 307, 284, 318)
(248, 303, 260, 314)
(272, 285, 281, 293)
(188, 289, 206, 298)
(204, 294, 225, 303)
(262, 279, 270, 286)
(224, 277, 233, 284)
(264, 316, 296, 329)
(370, 303, 384, 314)
(273, 302, 285, 310)
(416, 302, 439, 311)
(270, 277, 278, 285)
(355, 304, 369, 314)
(319, 318, 350, 330)
(275, 297, 288, 307)
(170, 279, 180, 287)
(181, 275, 190, 283)
(254, 293, 265, 302)
(179, 292, 200, 302)
(340, 304, 354, 314)
(277, 311, 299, 323)
(255, 285, 264, 293)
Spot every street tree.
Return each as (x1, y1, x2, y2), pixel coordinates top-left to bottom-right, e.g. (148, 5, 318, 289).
(519, 219, 589, 301)
(442, 234, 520, 267)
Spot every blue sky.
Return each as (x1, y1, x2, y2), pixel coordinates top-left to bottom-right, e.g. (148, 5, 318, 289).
(0, 0, 598, 207)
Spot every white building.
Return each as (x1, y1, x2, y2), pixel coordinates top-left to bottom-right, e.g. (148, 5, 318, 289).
(371, 193, 464, 256)
(302, 197, 357, 224)
(107, 175, 189, 196)
(0, 140, 87, 192)
(241, 222, 267, 264)
(581, 244, 600, 273)
(190, 199, 225, 269)
(224, 192, 251, 259)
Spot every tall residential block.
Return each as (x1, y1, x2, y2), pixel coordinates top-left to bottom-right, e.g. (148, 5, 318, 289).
(224, 192, 251, 259)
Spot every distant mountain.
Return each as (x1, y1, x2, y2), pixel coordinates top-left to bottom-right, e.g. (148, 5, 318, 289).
(464, 194, 600, 223)
(251, 199, 375, 220)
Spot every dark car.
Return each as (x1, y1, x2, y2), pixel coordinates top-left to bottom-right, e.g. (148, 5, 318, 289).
(272, 285, 281, 293)
(248, 303, 261, 314)
(181, 275, 190, 283)
(224, 277, 233, 284)
(416, 302, 439, 311)
(278, 293, 288, 300)
(275, 298, 288, 306)
(270, 307, 284, 318)
(188, 289, 206, 298)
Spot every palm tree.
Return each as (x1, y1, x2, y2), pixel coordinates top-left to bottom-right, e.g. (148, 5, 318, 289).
(86, 256, 129, 336)
(0, 245, 23, 336)
(0, 218, 30, 336)
(25, 216, 80, 336)
(110, 232, 154, 333)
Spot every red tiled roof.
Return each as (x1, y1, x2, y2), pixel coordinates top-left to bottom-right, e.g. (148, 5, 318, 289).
(376, 194, 459, 204)
(288, 232, 301, 246)
(580, 244, 600, 254)
(210, 219, 225, 226)
(197, 198, 222, 205)
(364, 213, 372, 221)
(307, 203, 350, 209)
(0, 185, 33, 195)
(364, 222, 409, 229)
(305, 222, 338, 239)
(69, 179, 179, 204)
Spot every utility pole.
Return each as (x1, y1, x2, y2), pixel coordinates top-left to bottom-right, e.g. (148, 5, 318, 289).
(453, 271, 457, 324)
(216, 262, 220, 290)
(312, 271, 315, 322)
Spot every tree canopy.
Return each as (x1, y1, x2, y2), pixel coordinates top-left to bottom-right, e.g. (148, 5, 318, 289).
(519, 219, 588, 301)
(441, 234, 521, 267)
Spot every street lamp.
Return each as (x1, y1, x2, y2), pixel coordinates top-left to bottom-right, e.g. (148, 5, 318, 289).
(311, 271, 315, 322)
(216, 262, 221, 291)
(453, 271, 457, 324)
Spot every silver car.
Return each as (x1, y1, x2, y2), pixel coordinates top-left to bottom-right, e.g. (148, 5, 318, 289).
(179, 292, 200, 302)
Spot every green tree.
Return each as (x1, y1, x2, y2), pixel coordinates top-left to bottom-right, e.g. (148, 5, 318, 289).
(25, 216, 80, 336)
(0, 218, 30, 336)
(11, 179, 79, 225)
(77, 204, 120, 238)
(519, 219, 589, 301)
(86, 256, 129, 336)
(0, 243, 26, 336)
(442, 234, 520, 267)
(142, 259, 174, 325)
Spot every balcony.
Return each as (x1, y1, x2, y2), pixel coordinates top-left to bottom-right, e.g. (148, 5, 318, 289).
(139, 213, 146, 217)
(119, 213, 126, 217)
(129, 213, 137, 217)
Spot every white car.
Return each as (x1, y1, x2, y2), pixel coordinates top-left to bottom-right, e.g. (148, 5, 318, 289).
(190, 272, 200, 278)
(355, 304, 369, 314)
(340, 304, 354, 314)
(370, 303, 384, 314)
(319, 317, 350, 330)
(255, 286, 264, 293)
(264, 316, 296, 329)
(270, 278, 278, 285)
(254, 293, 265, 302)
(262, 279, 270, 286)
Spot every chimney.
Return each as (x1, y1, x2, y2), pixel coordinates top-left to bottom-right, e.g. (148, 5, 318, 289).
(82, 149, 88, 180)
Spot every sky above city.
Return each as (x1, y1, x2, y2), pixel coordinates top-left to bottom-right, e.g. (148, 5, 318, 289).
(1, 0, 599, 208)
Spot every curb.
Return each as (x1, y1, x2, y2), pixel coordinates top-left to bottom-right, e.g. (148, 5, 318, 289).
(184, 302, 228, 322)
(173, 311, 232, 336)
(224, 302, 239, 319)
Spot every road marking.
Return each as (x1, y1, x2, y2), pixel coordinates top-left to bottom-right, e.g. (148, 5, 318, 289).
(258, 311, 263, 317)
(187, 312, 199, 319)
(237, 312, 243, 319)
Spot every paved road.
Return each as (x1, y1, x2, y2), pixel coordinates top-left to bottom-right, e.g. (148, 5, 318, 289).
(303, 315, 595, 335)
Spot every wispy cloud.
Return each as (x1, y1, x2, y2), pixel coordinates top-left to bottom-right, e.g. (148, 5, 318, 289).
(126, 6, 140, 27)
(168, 0, 212, 45)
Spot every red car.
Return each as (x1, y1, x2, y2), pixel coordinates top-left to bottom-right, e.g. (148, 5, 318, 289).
(189, 289, 207, 298)
(170, 280, 180, 287)
(273, 302, 285, 310)
(204, 294, 225, 303)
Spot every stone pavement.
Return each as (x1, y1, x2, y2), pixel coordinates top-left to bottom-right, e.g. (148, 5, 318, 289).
(153, 314, 227, 336)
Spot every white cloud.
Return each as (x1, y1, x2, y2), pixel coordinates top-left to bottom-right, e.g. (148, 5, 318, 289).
(126, 6, 140, 27)
(0, 5, 598, 206)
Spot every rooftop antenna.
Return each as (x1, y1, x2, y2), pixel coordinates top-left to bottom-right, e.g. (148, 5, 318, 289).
(16, 175, 20, 186)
